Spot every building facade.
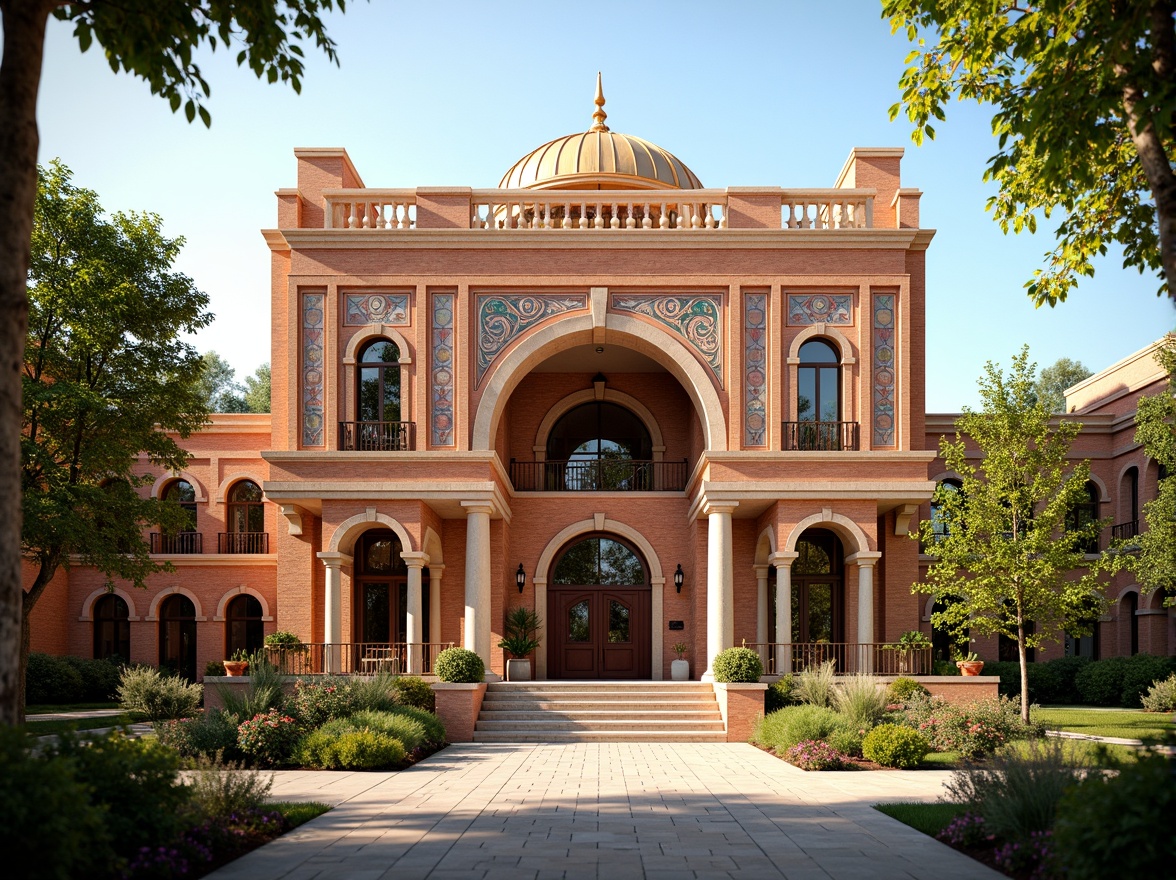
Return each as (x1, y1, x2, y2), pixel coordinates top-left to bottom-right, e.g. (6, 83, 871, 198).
(27, 86, 1173, 680)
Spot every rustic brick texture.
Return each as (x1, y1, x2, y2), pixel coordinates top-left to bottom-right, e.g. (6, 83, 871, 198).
(713, 682, 767, 742)
(432, 682, 487, 743)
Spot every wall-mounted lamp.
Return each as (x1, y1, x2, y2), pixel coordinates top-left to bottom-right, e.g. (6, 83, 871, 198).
(674, 563, 684, 593)
(516, 563, 526, 594)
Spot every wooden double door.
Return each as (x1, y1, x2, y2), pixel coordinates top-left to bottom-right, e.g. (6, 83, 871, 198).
(548, 586, 651, 679)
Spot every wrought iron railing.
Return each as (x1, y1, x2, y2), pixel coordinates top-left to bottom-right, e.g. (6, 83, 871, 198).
(741, 641, 934, 676)
(338, 421, 416, 451)
(781, 421, 860, 451)
(260, 642, 455, 676)
(509, 458, 689, 492)
(1111, 520, 1139, 541)
(150, 532, 203, 554)
(218, 532, 270, 554)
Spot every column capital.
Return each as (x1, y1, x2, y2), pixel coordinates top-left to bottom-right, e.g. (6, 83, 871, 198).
(317, 551, 353, 569)
(703, 501, 739, 517)
(753, 564, 770, 579)
(845, 550, 882, 567)
(460, 500, 495, 516)
(770, 550, 800, 568)
(401, 550, 430, 569)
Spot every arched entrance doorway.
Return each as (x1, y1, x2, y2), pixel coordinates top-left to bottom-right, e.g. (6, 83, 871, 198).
(159, 594, 197, 681)
(548, 534, 651, 679)
(352, 529, 430, 650)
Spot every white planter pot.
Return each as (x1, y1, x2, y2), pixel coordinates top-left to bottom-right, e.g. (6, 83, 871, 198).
(671, 659, 690, 681)
(506, 659, 532, 681)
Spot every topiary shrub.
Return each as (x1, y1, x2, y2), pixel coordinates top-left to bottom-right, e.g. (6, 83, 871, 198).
(862, 723, 930, 768)
(711, 647, 763, 683)
(1141, 673, 1176, 712)
(393, 675, 436, 711)
(60, 656, 122, 703)
(1041, 656, 1090, 704)
(887, 676, 930, 704)
(434, 647, 485, 683)
(25, 652, 84, 704)
(117, 665, 202, 721)
(765, 675, 797, 713)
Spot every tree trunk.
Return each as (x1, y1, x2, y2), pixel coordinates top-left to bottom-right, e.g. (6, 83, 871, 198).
(1017, 618, 1030, 725)
(0, 1, 53, 726)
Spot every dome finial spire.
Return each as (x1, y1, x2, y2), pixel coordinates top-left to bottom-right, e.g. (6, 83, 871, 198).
(590, 71, 609, 132)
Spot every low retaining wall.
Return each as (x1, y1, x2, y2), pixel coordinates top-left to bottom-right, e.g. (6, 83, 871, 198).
(431, 682, 488, 743)
(760, 674, 999, 704)
(713, 682, 768, 742)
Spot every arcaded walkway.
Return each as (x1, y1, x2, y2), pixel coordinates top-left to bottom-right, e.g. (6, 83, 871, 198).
(208, 743, 1001, 880)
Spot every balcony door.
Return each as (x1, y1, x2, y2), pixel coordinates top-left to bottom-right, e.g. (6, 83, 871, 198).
(352, 530, 428, 652)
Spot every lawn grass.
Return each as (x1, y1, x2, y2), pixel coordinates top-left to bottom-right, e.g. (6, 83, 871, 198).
(1032, 707, 1175, 740)
(874, 802, 962, 837)
(918, 751, 961, 767)
(25, 702, 121, 715)
(272, 801, 330, 828)
(24, 714, 136, 735)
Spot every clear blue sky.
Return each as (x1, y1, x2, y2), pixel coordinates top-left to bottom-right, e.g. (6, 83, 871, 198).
(32, 0, 1175, 411)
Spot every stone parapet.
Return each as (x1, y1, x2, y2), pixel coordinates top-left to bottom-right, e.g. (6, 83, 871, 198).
(712, 682, 767, 742)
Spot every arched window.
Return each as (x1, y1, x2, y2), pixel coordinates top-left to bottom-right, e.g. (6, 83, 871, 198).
(1116, 467, 1139, 540)
(223, 480, 265, 553)
(790, 529, 844, 648)
(157, 479, 200, 554)
(349, 339, 407, 450)
(93, 594, 130, 662)
(928, 479, 963, 547)
(793, 339, 848, 450)
(1066, 480, 1100, 554)
(159, 594, 197, 681)
(553, 536, 647, 586)
(546, 401, 653, 490)
(225, 594, 264, 657)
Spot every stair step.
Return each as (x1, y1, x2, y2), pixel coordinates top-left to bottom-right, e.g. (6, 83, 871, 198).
(471, 730, 729, 743)
(475, 719, 725, 732)
(479, 709, 721, 720)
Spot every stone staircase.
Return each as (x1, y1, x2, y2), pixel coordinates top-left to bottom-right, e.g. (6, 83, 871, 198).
(471, 681, 728, 743)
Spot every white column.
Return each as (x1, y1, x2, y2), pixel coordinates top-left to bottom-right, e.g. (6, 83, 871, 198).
(754, 564, 770, 670)
(703, 502, 738, 681)
(847, 551, 882, 673)
(401, 551, 428, 675)
(316, 552, 351, 675)
(772, 551, 799, 674)
(428, 565, 444, 666)
(461, 502, 493, 673)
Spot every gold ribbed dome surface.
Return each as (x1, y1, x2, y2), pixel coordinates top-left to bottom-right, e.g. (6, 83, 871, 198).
(499, 75, 703, 191)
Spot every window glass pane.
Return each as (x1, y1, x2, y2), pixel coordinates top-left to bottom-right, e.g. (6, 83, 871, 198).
(360, 341, 399, 363)
(598, 539, 644, 585)
(808, 584, 833, 642)
(554, 538, 645, 585)
(553, 539, 599, 584)
(166, 480, 195, 503)
(818, 367, 839, 420)
(799, 339, 838, 363)
(359, 368, 382, 421)
(608, 601, 630, 643)
(795, 539, 832, 575)
(791, 589, 801, 642)
(568, 601, 590, 642)
(231, 481, 262, 503)
(797, 370, 816, 421)
(363, 583, 391, 643)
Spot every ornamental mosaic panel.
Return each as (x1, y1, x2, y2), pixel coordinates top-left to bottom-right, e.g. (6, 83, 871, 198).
(611, 294, 724, 385)
(431, 293, 455, 447)
(787, 293, 853, 326)
(873, 293, 896, 447)
(476, 294, 587, 384)
(743, 294, 768, 446)
(301, 292, 326, 447)
(343, 292, 410, 326)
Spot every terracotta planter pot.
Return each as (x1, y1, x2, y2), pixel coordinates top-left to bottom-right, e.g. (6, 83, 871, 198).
(222, 661, 249, 677)
(957, 660, 984, 676)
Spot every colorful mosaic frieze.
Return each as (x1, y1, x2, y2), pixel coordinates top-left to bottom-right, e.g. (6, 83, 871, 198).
(787, 293, 853, 326)
(476, 294, 587, 384)
(611, 294, 724, 385)
(343, 292, 410, 326)
(302, 292, 326, 447)
(873, 293, 896, 447)
(431, 293, 455, 447)
(743, 294, 768, 447)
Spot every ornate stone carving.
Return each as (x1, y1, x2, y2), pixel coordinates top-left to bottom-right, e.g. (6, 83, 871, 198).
(611, 293, 723, 385)
(873, 293, 896, 446)
(431, 293, 455, 446)
(302, 292, 325, 446)
(344, 292, 410, 326)
(743, 293, 768, 446)
(476, 294, 586, 383)
(787, 293, 852, 326)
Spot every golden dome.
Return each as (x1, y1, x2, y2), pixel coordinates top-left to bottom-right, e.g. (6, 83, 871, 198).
(499, 75, 703, 191)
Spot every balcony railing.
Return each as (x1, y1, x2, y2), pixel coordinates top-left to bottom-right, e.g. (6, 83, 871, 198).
(742, 641, 934, 676)
(151, 532, 203, 554)
(1111, 520, 1139, 541)
(781, 421, 861, 451)
(259, 642, 455, 677)
(510, 458, 688, 492)
(338, 421, 416, 451)
(218, 532, 270, 554)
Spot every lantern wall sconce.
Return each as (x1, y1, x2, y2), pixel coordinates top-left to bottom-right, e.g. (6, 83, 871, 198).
(674, 564, 684, 593)
(516, 563, 526, 593)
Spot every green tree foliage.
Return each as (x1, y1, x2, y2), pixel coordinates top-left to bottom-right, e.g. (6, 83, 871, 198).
(20, 161, 212, 718)
(243, 362, 272, 413)
(0, 1, 354, 725)
(198, 351, 248, 413)
(914, 348, 1108, 722)
(884, 1, 1176, 305)
(1032, 358, 1093, 414)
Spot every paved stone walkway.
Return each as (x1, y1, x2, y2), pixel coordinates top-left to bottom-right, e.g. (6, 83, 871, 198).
(209, 743, 1001, 880)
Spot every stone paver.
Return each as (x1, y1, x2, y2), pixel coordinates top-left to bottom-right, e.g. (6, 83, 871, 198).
(209, 743, 1001, 880)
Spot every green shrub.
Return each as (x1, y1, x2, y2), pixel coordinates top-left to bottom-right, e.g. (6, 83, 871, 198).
(794, 660, 837, 708)
(154, 708, 243, 760)
(831, 674, 888, 728)
(288, 677, 354, 728)
(887, 677, 929, 703)
(348, 709, 427, 752)
(1141, 673, 1176, 712)
(765, 675, 797, 713)
(218, 653, 285, 719)
(934, 659, 961, 676)
(434, 647, 485, 683)
(862, 723, 929, 768)
(392, 675, 436, 711)
(944, 737, 1089, 843)
(186, 753, 274, 818)
(60, 656, 122, 702)
(751, 704, 845, 754)
(1041, 656, 1090, 704)
(237, 709, 300, 767)
(204, 659, 227, 678)
(1120, 654, 1176, 708)
(25, 652, 84, 704)
(901, 695, 1038, 759)
(117, 665, 202, 721)
(1075, 656, 1129, 706)
(711, 647, 763, 682)
(1053, 749, 1176, 878)
(827, 727, 864, 758)
(389, 704, 446, 746)
(348, 671, 400, 712)
(296, 725, 405, 770)
(784, 739, 845, 770)
(0, 726, 110, 879)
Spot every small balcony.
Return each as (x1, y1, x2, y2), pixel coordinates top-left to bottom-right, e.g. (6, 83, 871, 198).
(218, 532, 270, 554)
(151, 532, 203, 554)
(781, 421, 860, 451)
(1111, 520, 1139, 541)
(338, 421, 416, 451)
(510, 458, 688, 492)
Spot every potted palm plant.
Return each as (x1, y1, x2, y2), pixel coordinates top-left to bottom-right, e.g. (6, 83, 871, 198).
(222, 648, 250, 676)
(498, 605, 542, 681)
(671, 642, 690, 681)
(882, 629, 931, 674)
